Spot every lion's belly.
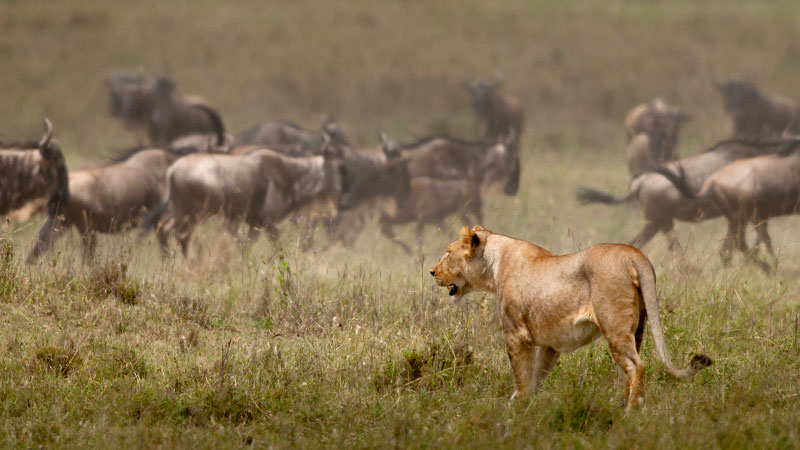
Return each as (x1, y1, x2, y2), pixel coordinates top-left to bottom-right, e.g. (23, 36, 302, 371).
(535, 307, 601, 353)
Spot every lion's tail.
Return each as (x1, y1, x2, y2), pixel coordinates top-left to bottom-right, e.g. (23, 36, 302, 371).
(635, 257, 712, 379)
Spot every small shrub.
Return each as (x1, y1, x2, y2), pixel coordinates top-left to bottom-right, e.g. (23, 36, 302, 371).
(35, 345, 81, 377)
(87, 262, 140, 305)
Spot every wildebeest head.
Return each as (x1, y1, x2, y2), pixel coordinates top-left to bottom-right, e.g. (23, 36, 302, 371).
(714, 79, 762, 119)
(464, 79, 502, 121)
(152, 76, 177, 101)
(337, 138, 412, 211)
(321, 119, 352, 149)
(106, 69, 153, 126)
(481, 130, 520, 196)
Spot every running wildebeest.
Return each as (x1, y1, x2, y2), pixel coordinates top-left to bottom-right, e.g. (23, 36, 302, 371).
(106, 72, 226, 147)
(714, 78, 800, 138)
(374, 132, 515, 251)
(577, 139, 794, 253)
(0, 119, 68, 221)
(623, 98, 690, 178)
(141, 146, 346, 257)
(235, 119, 352, 154)
(379, 132, 520, 196)
(464, 79, 524, 147)
(661, 139, 800, 272)
(29, 146, 194, 262)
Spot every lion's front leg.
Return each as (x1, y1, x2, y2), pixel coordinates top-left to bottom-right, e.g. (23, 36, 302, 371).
(505, 331, 535, 401)
(532, 346, 560, 392)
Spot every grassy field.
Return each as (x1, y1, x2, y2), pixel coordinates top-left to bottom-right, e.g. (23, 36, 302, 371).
(1, 0, 800, 448)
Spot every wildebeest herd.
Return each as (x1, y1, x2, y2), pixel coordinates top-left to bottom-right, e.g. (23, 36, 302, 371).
(579, 78, 800, 273)
(2, 72, 799, 273)
(2, 70, 521, 261)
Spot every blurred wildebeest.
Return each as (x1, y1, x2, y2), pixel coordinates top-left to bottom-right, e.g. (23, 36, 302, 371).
(464, 79, 524, 147)
(29, 146, 194, 262)
(169, 132, 234, 154)
(380, 132, 519, 196)
(141, 147, 346, 257)
(624, 98, 690, 178)
(106, 72, 226, 147)
(0, 119, 68, 222)
(235, 119, 351, 154)
(331, 144, 412, 246)
(714, 78, 800, 138)
(662, 140, 800, 272)
(373, 133, 514, 251)
(577, 138, 793, 253)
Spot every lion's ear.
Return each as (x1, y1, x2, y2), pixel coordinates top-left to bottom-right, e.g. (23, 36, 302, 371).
(460, 225, 472, 244)
(473, 225, 484, 232)
(466, 229, 482, 257)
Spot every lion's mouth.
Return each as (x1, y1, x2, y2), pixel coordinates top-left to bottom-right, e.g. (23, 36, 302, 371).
(448, 284, 459, 296)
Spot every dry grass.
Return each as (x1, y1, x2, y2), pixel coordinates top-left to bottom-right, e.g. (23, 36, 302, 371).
(1, 1, 800, 448)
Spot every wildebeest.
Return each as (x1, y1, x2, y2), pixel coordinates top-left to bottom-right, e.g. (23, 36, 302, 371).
(464, 79, 524, 146)
(662, 140, 800, 272)
(141, 147, 346, 256)
(577, 139, 793, 253)
(106, 72, 226, 147)
(0, 119, 68, 221)
(235, 119, 351, 154)
(29, 146, 192, 262)
(379, 132, 519, 196)
(714, 78, 800, 138)
(624, 98, 690, 178)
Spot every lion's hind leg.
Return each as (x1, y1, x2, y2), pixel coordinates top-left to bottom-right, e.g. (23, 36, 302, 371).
(606, 334, 645, 411)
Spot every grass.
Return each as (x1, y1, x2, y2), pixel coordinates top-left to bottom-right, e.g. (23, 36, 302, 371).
(1, 0, 800, 448)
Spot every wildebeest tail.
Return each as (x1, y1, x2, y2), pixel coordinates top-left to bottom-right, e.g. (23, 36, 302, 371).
(191, 103, 226, 146)
(576, 186, 634, 205)
(654, 165, 695, 199)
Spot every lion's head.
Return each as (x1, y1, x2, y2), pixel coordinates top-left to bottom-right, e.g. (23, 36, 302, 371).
(430, 225, 493, 302)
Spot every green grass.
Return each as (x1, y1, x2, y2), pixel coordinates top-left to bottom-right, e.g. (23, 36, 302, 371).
(1, 0, 800, 448)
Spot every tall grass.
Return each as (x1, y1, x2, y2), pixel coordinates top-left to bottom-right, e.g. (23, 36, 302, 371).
(1, 0, 800, 448)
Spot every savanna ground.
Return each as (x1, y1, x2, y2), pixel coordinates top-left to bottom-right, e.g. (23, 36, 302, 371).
(1, 1, 800, 448)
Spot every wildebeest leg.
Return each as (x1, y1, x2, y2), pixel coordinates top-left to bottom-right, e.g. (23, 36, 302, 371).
(175, 219, 195, 257)
(380, 213, 411, 254)
(81, 232, 97, 263)
(629, 221, 660, 249)
(27, 217, 67, 263)
(741, 220, 771, 274)
(719, 218, 736, 267)
(660, 221, 682, 258)
(753, 220, 775, 259)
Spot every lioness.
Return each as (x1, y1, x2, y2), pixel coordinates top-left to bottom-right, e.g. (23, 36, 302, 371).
(430, 226, 712, 409)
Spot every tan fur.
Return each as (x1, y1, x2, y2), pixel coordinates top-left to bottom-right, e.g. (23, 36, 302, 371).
(430, 226, 711, 409)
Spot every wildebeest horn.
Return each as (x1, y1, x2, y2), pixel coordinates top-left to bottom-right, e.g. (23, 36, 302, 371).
(38, 118, 53, 151)
(320, 131, 332, 152)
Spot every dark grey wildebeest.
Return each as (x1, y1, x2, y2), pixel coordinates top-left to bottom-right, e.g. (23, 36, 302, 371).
(29, 146, 194, 262)
(577, 139, 794, 254)
(0, 119, 68, 222)
(714, 78, 800, 138)
(106, 72, 226, 147)
(464, 79, 524, 147)
(235, 119, 351, 155)
(141, 147, 346, 257)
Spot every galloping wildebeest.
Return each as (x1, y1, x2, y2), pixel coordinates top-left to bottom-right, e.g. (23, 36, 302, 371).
(662, 140, 800, 272)
(235, 119, 351, 154)
(372, 133, 515, 251)
(577, 139, 793, 253)
(623, 98, 690, 178)
(141, 147, 346, 256)
(464, 79, 524, 146)
(106, 72, 226, 147)
(0, 119, 68, 221)
(29, 146, 193, 262)
(714, 78, 800, 138)
(379, 132, 519, 196)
